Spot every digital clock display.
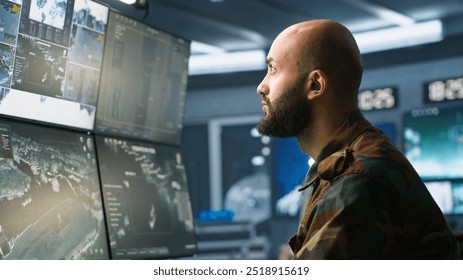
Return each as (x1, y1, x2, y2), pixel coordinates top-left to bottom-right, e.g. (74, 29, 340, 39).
(425, 77, 463, 103)
(358, 87, 397, 111)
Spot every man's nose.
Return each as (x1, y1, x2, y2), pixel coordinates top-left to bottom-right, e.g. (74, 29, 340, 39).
(256, 76, 269, 96)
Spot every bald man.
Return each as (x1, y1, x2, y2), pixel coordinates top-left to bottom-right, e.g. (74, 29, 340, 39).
(256, 20, 458, 259)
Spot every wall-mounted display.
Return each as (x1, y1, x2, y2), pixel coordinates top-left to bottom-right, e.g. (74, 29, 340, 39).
(95, 10, 190, 145)
(403, 106, 463, 180)
(424, 180, 463, 215)
(358, 87, 397, 111)
(0, 1, 194, 260)
(272, 137, 309, 218)
(0, 0, 109, 130)
(95, 136, 196, 259)
(221, 124, 271, 224)
(425, 76, 463, 103)
(376, 122, 397, 143)
(0, 117, 109, 259)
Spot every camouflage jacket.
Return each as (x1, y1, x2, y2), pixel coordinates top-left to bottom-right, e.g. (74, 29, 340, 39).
(289, 109, 459, 259)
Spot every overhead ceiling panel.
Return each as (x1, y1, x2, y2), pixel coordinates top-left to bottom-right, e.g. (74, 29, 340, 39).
(373, 0, 463, 21)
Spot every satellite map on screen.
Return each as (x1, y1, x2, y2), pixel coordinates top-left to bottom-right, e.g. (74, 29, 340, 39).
(96, 136, 196, 259)
(0, 0, 108, 130)
(0, 118, 109, 259)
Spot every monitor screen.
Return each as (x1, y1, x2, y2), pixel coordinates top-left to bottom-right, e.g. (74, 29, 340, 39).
(221, 124, 272, 224)
(95, 136, 196, 259)
(376, 122, 396, 143)
(403, 107, 463, 180)
(95, 11, 190, 145)
(0, 0, 109, 130)
(0, 117, 109, 259)
(272, 137, 309, 218)
(424, 181, 463, 215)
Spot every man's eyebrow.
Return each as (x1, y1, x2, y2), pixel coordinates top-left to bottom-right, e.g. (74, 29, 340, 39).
(266, 57, 274, 65)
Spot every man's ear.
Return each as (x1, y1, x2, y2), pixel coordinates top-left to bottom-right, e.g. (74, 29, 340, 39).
(306, 70, 328, 100)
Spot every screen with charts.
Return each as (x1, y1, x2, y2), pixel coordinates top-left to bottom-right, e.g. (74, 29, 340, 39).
(95, 10, 190, 145)
(0, 117, 109, 259)
(403, 106, 463, 180)
(0, 0, 108, 130)
(95, 136, 196, 259)
(424, 180, 463, 215)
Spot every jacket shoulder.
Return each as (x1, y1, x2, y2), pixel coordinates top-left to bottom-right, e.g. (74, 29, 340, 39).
(317, 127, 415, 185)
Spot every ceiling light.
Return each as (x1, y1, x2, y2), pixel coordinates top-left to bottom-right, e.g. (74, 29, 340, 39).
(188, 20, 443, 75)
(188, 49, 266, 75)
(117, 0, 148, 9)
(354, 20, 443, 54)
(345, 0, 415, 26)
(190, 41, 225, 55)
(118, 0, 137, 4)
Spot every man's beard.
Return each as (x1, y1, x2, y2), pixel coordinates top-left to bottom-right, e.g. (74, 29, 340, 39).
(257, 75, 311, 138)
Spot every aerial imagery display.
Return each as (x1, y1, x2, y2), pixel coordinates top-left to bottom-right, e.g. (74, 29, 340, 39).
(28, 0, 68, 31)
(0, 43, 14, 88)
(0, 118, 109, 259)
(96, 136, 196, 259)
(0, 0, 109, 130)
(0, 0, 21, 89)
(0, 0, 21, 46)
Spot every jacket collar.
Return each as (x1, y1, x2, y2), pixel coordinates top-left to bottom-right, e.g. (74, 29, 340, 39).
(299, 109, 372, 190)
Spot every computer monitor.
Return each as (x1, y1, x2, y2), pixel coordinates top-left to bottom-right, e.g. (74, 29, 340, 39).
(0, 0, 109, 130)
(0, 117, 109, 259)
(95, 10, 190, 145)
(95, 136, 196, 259)
(403, 106, 463, 180)
(424, 180, 463, 215)
(272, 137, 309, 218)
(376, 123, 397, 143)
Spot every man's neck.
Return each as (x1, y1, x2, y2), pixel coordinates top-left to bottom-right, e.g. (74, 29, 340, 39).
(296, 109, 354, 160)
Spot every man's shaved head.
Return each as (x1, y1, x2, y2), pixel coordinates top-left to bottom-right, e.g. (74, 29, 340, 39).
(256, 19, 363, 140)
(277, 20, 363, 101)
